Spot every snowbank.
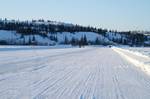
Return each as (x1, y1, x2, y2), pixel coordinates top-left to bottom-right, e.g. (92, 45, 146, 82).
(113, 47, 150, 75)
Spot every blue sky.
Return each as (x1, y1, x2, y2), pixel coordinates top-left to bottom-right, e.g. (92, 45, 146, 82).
(0, 0, 150, 31)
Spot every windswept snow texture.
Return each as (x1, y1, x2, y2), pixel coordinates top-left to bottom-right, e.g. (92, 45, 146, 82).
(113, 47, 150, 75)
(0, 46, 150, 99)
(123, 47, 150, 57)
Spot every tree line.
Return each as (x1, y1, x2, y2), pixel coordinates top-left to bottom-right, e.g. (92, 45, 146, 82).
(0, 18, 149, 46)
(0, 18, 107, 36)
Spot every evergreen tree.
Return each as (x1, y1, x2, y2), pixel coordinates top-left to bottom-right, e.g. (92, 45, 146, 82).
(83, 35, 88, 45)
(32, 36, 35, 41)
(71, 37, 76, 46)
(64, 36, 69, 44)
(95, 37, 100, 45)
(28, 36, 31, 45)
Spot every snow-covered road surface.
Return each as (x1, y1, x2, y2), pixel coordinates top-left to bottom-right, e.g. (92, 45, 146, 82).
(0, 47, 150, 99)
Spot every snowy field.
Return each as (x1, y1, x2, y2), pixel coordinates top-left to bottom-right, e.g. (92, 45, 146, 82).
(0, 46, 150, 99)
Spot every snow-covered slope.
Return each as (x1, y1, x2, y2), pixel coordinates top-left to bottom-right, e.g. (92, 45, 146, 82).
(49, 32, 109, 43)
(106, 32, 127, 43)
(106, 32, 122, 40)
(0, 30, 55, 45)
(0, 30, 111, 45)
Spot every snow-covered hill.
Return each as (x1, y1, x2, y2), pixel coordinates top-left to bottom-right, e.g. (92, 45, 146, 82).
(1, 19, 150, 46)
(106, 32, 150, 46)
(0, 30, 111, 46)
(0, 30, 55, 45)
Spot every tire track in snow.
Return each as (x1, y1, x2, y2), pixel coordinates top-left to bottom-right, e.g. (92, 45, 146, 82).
(33, 68, 77, 98)
(113, 48, 150, 91)
(112, 74, 125, 99)
(0, 47, 150, 99)
(0, 48, 95, 74)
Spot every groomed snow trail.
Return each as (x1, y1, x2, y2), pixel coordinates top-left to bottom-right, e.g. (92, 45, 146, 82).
(0, 47, 150, 99)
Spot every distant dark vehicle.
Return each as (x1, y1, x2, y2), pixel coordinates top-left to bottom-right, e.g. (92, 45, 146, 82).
(109, 45, 112, 48)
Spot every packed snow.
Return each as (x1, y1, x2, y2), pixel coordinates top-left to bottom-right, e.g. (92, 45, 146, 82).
(113, 47, 150, 75)
(122, 47, 150, 57)
(0, 46, 150, 99)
